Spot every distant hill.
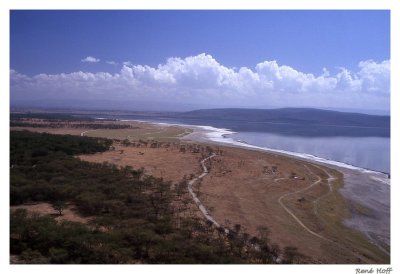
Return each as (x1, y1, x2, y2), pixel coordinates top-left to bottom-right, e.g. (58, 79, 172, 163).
(177, 108, 390, 128)
(11, 107, 390, 137)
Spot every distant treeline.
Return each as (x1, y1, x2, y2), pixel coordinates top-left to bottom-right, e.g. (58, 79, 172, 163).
(10, 131, 304, 264)
(11, 112, 95, 121)
(10, 121, 134, 130)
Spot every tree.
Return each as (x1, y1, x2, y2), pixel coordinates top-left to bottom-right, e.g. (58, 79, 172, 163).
(20, 248, 50, 264)
(10, 130, 291, 264)
(49, 247, 69, 263)
(283, 246, 303, 264)
(52, 201, 67, 216)
(122, 139, 130, 146)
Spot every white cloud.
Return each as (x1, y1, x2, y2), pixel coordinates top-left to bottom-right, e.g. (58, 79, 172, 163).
(106, 61, 118, 66)
(11, 53, 390, 110)
(358, 59, 390, 94)
(123, 61, 133, 66)
(81, 56, 100, 63)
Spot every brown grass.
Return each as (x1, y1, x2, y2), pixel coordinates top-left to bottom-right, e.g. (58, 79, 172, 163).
(11, 120, 192, 142)
(198, 146, 388, 263)
(80, 141, 388, 263)
(11, 124, 388, 263)
(79, 143, 202, 183)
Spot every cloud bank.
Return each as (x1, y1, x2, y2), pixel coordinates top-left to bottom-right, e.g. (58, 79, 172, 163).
(11, 53, 390, 111)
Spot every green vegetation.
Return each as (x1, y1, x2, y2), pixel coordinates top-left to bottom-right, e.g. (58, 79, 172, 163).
(10, 112, 94, 121)
(10, 112, 132, 130)
(52, 201, 67, 216)
(10, 130, 299, 264)
(11, 130, 111, 168)
(10, 121, 134, 130)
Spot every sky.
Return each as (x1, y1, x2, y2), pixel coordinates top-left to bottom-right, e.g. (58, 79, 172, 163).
(10, 10, 390, 113)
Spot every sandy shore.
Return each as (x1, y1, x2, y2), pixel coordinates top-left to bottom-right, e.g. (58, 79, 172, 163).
(339, 169, 390, 254)
(181, 124, 390, 260)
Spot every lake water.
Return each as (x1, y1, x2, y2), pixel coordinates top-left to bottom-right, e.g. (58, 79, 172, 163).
(230, 132, 390, 174)
(106, 113, 390, 251)
(106, 114, 390, 174)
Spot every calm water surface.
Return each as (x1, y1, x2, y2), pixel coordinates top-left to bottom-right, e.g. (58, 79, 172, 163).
(107, 114, 390, 174)
(232, 132, 390, 174)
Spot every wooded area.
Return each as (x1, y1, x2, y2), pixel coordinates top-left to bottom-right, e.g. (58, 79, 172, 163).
(10, 130, 303, 264)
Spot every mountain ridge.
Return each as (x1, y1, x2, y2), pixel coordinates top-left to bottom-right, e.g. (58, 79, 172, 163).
(177, 108, 390, 128)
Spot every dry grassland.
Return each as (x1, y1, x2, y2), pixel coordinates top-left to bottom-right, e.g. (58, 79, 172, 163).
(11, 121, 388, 263)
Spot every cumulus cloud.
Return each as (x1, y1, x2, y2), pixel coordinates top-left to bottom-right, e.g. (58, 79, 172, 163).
(358, 59, 390, 94)
(81, 56, 100, 63)
(11, 53, 390, 110)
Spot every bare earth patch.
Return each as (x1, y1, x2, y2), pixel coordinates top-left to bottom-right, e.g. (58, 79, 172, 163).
(79, 143, 202, 183)
(11, 120, 191, 142)
(198, 146, 388, 263)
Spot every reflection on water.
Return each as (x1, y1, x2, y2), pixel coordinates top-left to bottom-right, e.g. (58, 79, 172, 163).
(232, 132, 390, 174)
(108, 114, 390, 173)
(112, 115, 390, 137)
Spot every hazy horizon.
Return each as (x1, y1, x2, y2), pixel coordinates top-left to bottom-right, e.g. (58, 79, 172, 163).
(10, 99, 390, 116)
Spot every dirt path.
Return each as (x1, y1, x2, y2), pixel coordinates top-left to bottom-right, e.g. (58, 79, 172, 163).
(187, 153, 229, 233)
(176, 129, 193, 137)
(310, 163, 335, 215)
(277, 164, 330, 241)
(192, 155, 333, 242)
(278, 164, 374, 262)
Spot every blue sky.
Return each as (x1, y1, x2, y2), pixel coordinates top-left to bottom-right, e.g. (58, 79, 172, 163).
(10, 10, 390, 112)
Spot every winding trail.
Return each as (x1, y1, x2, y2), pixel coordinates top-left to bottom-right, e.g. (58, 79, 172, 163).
(187, 153, 229, 233)
(310, 164, 335, 215)
(312, 164, 390, 257)
(188, 154, 371, 262)
(187, 154, 278, 260)
(277, 164, 331, 241)
(189, 156, 334, 241)
(277, 164, 379, 263)
(311, 167, 390, 256)
(176, 129, 193, 137)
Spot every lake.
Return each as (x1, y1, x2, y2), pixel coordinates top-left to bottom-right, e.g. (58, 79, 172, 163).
(230, 132, 390, 174)
(105, 114, 390, 174)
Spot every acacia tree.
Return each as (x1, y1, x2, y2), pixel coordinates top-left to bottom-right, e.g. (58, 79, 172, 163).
(52, 201, 67, 216)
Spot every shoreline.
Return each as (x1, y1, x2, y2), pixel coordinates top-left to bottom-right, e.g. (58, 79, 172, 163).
(190, 124, 390, 180)
(117, 118, 390, 182)
(186, 123, 390, 255)
(116, 118, 390, 255)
